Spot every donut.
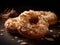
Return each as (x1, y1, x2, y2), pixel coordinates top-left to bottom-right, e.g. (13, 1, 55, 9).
(4, 10, 57, 39)
(17, 10, 49, 39)
(39, 11, 57, 25)
(4, 17, 20, 34)
(27, 10, 57, 25)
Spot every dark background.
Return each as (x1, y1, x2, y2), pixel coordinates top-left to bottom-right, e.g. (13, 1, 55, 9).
(0, 0, 59, 13)
(0, 0, 60, 19)
(0, 0, 60, 45)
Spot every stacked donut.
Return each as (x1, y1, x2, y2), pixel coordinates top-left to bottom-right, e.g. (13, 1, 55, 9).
(4, 10, 57, 39)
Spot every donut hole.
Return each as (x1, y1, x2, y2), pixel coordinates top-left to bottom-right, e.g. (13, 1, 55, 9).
(29, 16, 39, 25)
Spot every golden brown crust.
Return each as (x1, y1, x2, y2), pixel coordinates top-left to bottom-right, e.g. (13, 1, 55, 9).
(39, 11, 57, 25)
(4, 10, 57, 39)
(4, 17, 20, 33)
(17, 10, 49, 39)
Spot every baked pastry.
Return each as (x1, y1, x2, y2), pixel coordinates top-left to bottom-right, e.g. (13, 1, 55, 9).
(39, 11, 57, 25)
(4, 17, 20, 33)
(17, 10, 49, 39)
(4, 10, 57, 39)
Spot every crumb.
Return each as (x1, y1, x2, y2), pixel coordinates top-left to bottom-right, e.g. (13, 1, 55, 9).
(45, 37, 54, 41)
(17, 40, 23, 43)
(20, 42, 27, 45)
(0, 33, 4, 36)
(0, 29, 5, 32)
(14, 36, 18, 39)
(11, 38, 14, 40)
(50, 30, 53, 32)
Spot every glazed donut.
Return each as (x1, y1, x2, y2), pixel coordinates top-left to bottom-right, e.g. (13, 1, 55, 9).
(38, 11, 57, 25)
(4, 17, 20, 33)
(17, 10, 49, 39)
